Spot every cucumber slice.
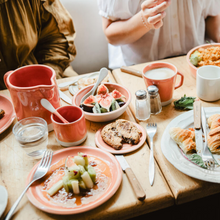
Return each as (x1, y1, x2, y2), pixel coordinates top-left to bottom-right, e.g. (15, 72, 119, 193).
(87, 165, 96, 183)
(78, 165, 86, 175)
(81, 171, 94, 189)
(100, 107, 108, 113)
(92, 102, 101, 113)
(116, 98, 125, 103)
(79, 179, 87, 190)
(67, 165, 80, 179)
(111, 99, 120, 111)
(47, 180, 63, 196)
(67, 180, 73, 191)
(73, 155, 85, 166)
(71, 180, 80, 194)
(78, 152, 84, 157)
(78, 152, 89, 167)
(62, 175, 70, 193)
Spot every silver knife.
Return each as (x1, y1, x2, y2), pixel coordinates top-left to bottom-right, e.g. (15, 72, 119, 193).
(115, 155, 146, 200)
(58, 78, 79, 88)
(201, 107, 215, 162)
(193, 101, 203, 156)
(58, 90, 72, 105)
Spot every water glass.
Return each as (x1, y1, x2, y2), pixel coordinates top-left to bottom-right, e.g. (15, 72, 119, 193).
(13, 117, 48, 158)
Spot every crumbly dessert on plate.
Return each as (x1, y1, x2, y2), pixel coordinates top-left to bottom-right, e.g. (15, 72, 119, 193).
(101, 119, 142, 150)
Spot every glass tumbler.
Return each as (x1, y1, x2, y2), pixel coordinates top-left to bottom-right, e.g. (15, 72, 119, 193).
(13, 117, 48, 158)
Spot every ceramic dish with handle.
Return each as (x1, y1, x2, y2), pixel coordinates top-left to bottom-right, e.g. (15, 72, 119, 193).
(26, 146, 122, 215)
(72, 83, 131, 122)
(186, 43, 220, 78)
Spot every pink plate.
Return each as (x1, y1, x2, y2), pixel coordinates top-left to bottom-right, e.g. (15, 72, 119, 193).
(0, 95, 16, 134)
(26, 146, 122, 215)
(95, 122, 146, 154)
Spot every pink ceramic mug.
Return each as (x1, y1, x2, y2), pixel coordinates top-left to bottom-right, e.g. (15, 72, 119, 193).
(142, 62, 184, 106)
(51, 106, 87, 147)
(4, 64, 61, 131)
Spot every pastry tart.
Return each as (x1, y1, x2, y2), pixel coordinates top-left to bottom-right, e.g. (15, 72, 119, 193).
(207, 114, 220, 153)
(169, 127, 196, 154)
(207, 114, 220, 130)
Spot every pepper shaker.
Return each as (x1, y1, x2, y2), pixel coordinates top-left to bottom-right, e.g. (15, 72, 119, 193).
(147, 85, 162, 114)
(135, 90, 151, 121)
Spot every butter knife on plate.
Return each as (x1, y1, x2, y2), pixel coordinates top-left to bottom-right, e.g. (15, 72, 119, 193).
(193, 101, 203, 156)
(58, 90, 72, 105)
(201, 107, 215, 169)
(115, 155, 146, 200)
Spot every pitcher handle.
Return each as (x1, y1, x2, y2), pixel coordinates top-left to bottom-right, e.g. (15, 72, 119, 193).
(174, 71, 184, 90)
(4, 71, 13, 89)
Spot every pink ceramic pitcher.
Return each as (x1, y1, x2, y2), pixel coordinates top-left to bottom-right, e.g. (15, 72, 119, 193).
(4, 65, 61, 131)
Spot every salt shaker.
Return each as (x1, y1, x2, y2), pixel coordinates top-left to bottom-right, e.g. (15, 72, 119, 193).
(135, 90, 151, 121)
(147, 85, 162, 114)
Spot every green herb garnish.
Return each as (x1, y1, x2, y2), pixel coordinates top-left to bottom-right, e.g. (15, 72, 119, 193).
(206, 40, 212, 45)
(174, 95, 196, 110)
(187, 154, 207, 169)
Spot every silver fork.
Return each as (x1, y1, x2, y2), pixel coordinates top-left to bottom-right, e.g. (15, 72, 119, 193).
(4, 150, 53, 220)
(146, 123, 157, 186)
(201, 107, 215, 170)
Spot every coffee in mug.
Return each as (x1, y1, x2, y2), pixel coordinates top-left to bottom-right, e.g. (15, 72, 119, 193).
(144, 67, 175, 80)
(142, 62, 184, 106)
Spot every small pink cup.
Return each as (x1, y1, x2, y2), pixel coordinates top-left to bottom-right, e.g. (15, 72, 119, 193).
(51, 106, 87, 147)
(142, 62, 184, 106)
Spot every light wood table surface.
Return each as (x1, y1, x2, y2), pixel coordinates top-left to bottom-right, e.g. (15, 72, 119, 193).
(0, 72, 173, 220)
(112, 55, 220, 205)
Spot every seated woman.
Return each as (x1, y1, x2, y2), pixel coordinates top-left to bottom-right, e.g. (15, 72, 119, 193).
(0, 0, 77, 90)
(97, 0, 220, 69)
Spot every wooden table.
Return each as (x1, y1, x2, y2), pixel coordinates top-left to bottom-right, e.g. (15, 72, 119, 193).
(0, 72, 173, 220)
(112, 55, 220, 206)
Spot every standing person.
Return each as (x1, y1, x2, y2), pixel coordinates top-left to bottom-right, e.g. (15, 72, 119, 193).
(0, 0, 77, 90)
(97, 0, 220, 69)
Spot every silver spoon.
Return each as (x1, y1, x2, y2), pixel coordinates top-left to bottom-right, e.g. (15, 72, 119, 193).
(80, 68, 108, 104)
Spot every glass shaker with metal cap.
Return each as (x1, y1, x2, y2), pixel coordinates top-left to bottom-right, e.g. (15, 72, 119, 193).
(135, 90, 151, 121)
(147, 85, 162, 114)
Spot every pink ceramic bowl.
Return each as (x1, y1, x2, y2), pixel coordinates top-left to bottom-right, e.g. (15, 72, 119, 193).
(186, 43, 220, 78)
(72, 83, 131, 122)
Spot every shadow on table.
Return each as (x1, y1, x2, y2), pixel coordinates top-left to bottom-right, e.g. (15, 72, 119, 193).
(130, 192, 220, 220)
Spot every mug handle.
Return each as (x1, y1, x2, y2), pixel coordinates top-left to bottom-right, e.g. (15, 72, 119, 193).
(174, 71, 184, 90)
(4, 71, 13, 89)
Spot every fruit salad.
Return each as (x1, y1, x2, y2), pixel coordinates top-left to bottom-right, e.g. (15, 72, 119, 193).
(47, 153, 96, 197)
(80, 84, 126, 113)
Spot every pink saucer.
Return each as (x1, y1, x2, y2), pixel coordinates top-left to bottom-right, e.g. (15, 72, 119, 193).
(95, 122, 146, 154)
(26, 146, 122, 215)
(0, 95, 16, 134)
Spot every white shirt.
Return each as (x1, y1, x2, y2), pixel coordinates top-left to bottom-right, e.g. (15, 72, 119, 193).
(97, 0, 220, 69)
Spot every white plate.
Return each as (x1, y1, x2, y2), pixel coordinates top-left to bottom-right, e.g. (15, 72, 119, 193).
(161, 107, 220, 183)
(68, 72, 110, 95)
(0, 185, 8, 217)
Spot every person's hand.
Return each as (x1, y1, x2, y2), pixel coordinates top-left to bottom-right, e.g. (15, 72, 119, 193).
(141, 0, 171, 30)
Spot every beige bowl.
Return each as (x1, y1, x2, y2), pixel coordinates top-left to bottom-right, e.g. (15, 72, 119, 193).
(72, 83, 131, 122)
